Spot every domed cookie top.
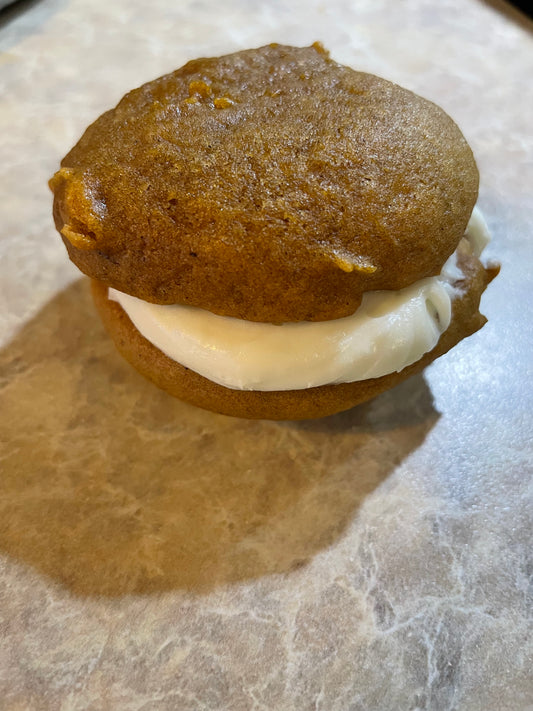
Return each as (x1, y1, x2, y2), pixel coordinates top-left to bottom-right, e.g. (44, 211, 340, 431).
(50, 43, 479, 322)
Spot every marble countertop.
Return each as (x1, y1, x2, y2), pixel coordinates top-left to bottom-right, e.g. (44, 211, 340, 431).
(1, 0, 532, 709)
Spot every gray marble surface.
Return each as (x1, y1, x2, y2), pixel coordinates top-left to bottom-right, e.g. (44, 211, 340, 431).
(0, 0, 532, 709)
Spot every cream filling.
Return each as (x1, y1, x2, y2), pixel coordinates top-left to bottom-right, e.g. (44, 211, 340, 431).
(109, 207, 490, 391)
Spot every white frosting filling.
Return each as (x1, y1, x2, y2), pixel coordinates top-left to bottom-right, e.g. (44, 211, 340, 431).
(109, 207, 489, 391)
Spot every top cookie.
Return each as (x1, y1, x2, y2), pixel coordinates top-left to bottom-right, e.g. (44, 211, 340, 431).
(50, 43, 479, 322)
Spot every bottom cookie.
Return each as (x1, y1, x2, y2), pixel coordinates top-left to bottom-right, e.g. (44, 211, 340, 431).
(91, 252, 497, 420)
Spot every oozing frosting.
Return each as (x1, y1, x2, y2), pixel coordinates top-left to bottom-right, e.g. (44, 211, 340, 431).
(108, 207, 490, 391)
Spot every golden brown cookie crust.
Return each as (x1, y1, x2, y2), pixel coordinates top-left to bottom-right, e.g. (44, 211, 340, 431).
(52, 44, 479, 322)
(91, 250, 497, 420)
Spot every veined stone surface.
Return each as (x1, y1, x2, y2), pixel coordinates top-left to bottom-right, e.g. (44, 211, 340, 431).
(0, 1, 532, 709)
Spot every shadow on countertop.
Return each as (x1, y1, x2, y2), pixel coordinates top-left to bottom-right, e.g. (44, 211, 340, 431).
(0, 279, 439, 597)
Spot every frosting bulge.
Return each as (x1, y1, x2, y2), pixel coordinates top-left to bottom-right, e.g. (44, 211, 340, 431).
(108, 208, 489, 392)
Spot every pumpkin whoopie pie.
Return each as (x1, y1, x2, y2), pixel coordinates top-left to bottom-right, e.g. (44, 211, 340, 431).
(50, 43, 498, 419)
